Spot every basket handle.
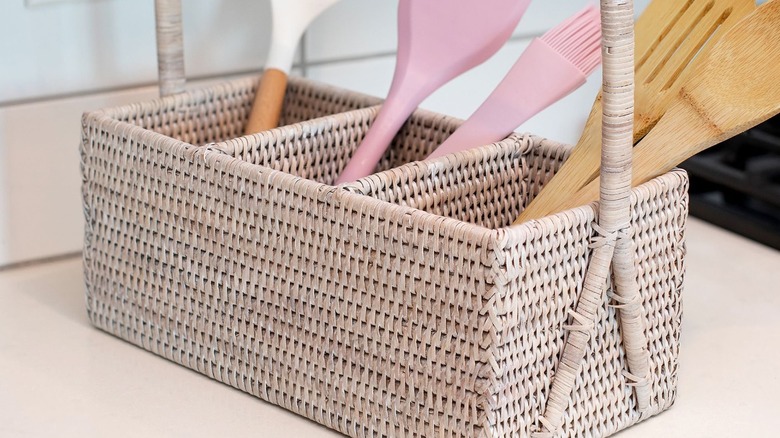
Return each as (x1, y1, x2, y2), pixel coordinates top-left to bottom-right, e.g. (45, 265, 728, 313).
(534, 1, 651, 436)
(155, 0, 185, 97)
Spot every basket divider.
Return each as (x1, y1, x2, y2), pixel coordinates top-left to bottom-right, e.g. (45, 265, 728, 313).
(155, 0, 186, 97)
(534, 1, 650, 435)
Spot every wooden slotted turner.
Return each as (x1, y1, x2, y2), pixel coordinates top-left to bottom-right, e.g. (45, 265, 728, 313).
(514, 0, 756, 224)
(568, 0, 780, 210)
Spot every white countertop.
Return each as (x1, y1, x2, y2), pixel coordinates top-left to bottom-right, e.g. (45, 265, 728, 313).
(2, 218, 779, 437)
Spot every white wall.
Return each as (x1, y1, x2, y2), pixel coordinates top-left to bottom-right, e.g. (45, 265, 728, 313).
(1, 0, 273, 104)
(0, 0, 651, 266)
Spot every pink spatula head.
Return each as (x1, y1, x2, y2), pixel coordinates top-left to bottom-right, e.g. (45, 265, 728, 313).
(427, 5, 601, 160)
(335, 0, 533, 184)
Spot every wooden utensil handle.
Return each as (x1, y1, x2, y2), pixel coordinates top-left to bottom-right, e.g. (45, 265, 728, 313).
(245, 68, 289, 134)
(513, 97, 604, 223)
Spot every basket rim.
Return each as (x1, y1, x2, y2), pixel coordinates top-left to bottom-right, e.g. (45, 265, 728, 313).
(81, 77, 689, 253)
(198, 127, 689, 250)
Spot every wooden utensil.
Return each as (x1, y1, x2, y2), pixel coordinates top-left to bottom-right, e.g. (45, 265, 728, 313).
(514, 0, 756, 224)
(562, 0, 780, 214)
(244, 0, 341, 134)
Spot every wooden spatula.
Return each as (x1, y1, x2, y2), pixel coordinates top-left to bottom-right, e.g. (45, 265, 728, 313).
(564, 0, 780, 212)
(514, 0, 756, 224)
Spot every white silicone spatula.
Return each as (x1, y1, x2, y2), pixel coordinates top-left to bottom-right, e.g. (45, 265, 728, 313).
(245, 0, 341, 134)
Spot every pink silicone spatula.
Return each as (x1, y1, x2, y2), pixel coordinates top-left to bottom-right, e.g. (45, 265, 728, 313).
(427, 5, 601, 160)
(335, 0, 533, 184)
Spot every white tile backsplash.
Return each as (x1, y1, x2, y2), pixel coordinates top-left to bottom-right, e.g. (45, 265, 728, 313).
(517, 0, 595, 37)
(519, 0, 651, 37)
(306, 56, 394, 99)
(1, 0, 271, 104)
(2, 0, 653, 104)
(304, 0, 399, 63)
(2, 1, 650, 266)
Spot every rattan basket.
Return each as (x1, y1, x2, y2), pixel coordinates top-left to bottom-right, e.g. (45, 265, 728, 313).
(80, 1, 688, 436)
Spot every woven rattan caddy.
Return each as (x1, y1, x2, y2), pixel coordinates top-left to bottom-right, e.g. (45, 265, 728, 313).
(80, 1, 688, 436)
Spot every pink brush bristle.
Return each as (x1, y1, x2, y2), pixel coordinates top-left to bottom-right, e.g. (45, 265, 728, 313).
(541, 5, 602, 74)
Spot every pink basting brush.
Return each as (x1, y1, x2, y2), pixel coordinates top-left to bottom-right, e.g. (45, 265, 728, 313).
(427, 5, 602, 161)
(335, 0, 533, 184)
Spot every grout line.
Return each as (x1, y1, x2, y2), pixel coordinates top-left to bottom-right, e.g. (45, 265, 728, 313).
(0, 251, 82, 273)
(1, 32, 540, 108)
(302, 32, 541, 68)
(304, 50, 399, 68)
(0, 67, 282, 108)
(509, 32, 544, 41)
(0, 72, 234, 108)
